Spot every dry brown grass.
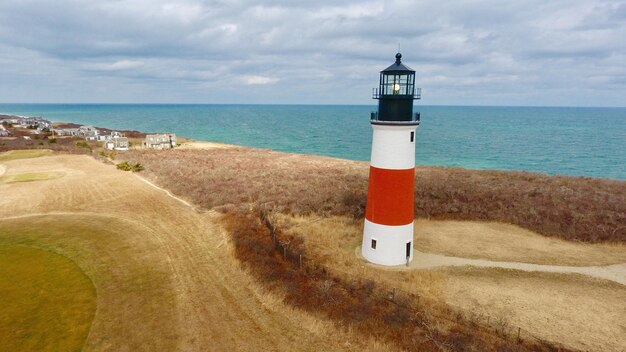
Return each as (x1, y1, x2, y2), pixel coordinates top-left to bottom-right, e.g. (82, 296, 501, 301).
(0, 133, 96, 154)
(441, 267, 626, 352)
(273, 214, 445, 300)
(122, 147, 368, 215)
(275, 214, 626, 351)
(108, 146, 624, 351)
(0, 153, 391, 351)
(121, 148, 626, 243)
(413, 167, 626, 243)
(223, 210, 571, 352)
(413, 219, 626, 266)
(5, 142, 620, 350)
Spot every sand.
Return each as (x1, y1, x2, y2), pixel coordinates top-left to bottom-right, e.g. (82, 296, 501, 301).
(176, 141, 236, 150)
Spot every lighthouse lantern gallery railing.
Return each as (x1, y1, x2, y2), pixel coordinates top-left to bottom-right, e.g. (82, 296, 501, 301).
(372, 87, 421, 99)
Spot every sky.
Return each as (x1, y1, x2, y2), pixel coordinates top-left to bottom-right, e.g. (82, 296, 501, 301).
(0, 0, 625, 106)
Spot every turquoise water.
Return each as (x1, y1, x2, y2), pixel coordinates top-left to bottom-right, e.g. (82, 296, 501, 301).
(1, 104, 625, 179)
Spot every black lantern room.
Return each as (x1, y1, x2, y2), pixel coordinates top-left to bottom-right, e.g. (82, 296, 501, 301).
(372, 53, 421, 123)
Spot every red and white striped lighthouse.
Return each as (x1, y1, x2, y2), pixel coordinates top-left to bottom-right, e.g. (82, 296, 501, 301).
(362, 53, 421, 266)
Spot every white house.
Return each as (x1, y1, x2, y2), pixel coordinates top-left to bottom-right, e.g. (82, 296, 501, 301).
(97, 131, 124, 142)
(53, 128, 78, 136)
(77, 125, 99, 140)
(143, 133, 177, 149)
(104, 136, 129, 151)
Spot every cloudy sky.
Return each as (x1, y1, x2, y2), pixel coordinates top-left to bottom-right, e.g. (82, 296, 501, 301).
(0, 0, 624, 106)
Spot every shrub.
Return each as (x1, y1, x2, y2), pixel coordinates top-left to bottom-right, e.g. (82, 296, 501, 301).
(48, 138, 57, 144)
(116, 161, 144, 172)
(75, 141, 90, 149)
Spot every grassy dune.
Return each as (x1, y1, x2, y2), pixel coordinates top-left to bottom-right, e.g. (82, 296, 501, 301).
(0, 245, 96, 352)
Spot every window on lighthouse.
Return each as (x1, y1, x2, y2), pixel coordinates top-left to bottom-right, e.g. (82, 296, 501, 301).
(383, 74, 410, 95)
(371, 239, 377, 250)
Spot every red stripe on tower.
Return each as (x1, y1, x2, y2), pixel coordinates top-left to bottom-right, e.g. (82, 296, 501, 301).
(365, 166, 414, 226)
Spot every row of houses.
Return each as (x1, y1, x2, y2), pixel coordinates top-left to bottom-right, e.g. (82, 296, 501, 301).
(0, 115, 178, 151)
(0, 116, 52, 133)
(104, 133, 177, 151)
(53, 125, 99, 139)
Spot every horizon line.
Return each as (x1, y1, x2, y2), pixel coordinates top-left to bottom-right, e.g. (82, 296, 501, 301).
(1, 102, 625, 109)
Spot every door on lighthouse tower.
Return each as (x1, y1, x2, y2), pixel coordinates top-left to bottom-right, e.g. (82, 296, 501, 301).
(406, 242, 411, 259)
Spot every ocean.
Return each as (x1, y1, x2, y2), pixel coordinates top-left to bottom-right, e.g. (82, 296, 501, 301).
(1, 104, 625, 180)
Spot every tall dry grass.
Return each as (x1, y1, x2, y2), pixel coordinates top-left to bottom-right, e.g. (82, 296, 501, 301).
(220, 210, 566, 352)
(122, 148, 626, 243)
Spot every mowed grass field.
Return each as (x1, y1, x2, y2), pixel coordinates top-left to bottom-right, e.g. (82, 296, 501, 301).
(0, 152, 385, 351)
(0, 245, 96, 351)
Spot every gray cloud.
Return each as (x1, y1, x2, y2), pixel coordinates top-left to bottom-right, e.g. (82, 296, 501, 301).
(0, 0, 624, 106)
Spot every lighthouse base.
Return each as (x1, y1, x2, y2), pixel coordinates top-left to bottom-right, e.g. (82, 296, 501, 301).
(362, 219, 413, 266)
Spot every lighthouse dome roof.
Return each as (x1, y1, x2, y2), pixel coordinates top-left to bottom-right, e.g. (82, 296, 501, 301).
(382, 52, 414, 73)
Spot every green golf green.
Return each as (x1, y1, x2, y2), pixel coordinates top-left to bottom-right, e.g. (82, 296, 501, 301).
(0, 245, 96, 352)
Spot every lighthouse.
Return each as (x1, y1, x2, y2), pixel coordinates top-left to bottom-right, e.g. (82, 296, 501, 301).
(362, 53, 421, 266)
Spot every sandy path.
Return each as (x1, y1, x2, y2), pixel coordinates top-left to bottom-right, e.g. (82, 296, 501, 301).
(0, 164, 5, 177)
(177, 141, 236, 150)
(133, 174, 199, 211)
(407, 250, 626, 285)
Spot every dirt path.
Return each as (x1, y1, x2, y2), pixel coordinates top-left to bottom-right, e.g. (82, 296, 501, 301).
(407, 250, 626, 285)
(355, 245, 626, 286)
(133, 173, 199, 211)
